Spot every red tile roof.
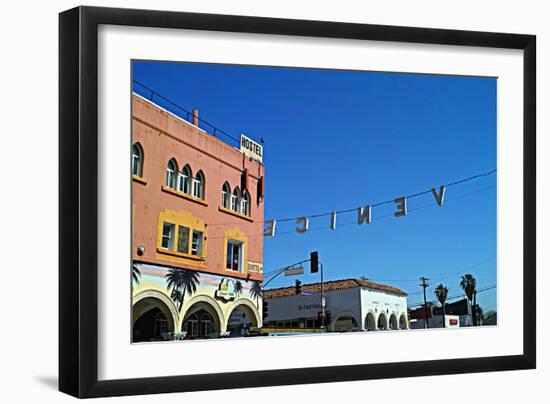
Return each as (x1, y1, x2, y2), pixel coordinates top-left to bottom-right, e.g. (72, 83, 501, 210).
(263, 278, 407, 299)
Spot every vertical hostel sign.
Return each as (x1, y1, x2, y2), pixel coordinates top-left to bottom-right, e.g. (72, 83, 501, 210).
(240, 134, 263, 163)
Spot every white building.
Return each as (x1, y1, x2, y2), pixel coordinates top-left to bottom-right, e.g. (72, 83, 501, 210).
(263, 278, 408, 332)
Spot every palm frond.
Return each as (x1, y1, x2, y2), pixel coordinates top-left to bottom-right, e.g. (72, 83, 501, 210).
(132, 264, 141, 284)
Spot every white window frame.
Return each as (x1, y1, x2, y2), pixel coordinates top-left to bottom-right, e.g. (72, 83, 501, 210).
(222, 186, 229, 208)
(177, 172, 187, 193)
(191, 178, 201, 198)
(226, 240, 244, 272)
(231, 188, 241, 212)
(191, 171, 204, 199)
(241, 192, 250, 216)
(166, 160, 177, 189)
(161, 222, 175, 250)
(178, 165, 191, 194)
(191, 230, 203, 256)
(132, 144, 142, 177)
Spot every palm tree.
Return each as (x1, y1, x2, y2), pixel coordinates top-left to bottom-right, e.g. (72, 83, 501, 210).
(460, 274, 477, 326)
(250, 281, 263, 309)
(434, 283, 448, 327)
(165, 268, 200, 311)
(234, 280, 243, 297)
(132, 264, 141, 285)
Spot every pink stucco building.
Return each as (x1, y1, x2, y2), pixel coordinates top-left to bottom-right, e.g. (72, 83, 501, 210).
(131, 92, 265, 342)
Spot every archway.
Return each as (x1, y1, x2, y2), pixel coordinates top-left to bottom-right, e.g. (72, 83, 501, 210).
(226, 299, 261, 338)
(399, 314, 408, 330)
(377, 313, 388, 330)
(182, 298, 223, 339)
(364, 312, 376, 331)
(132, 295, 176, 342)
(333, 314, 359, 332)
(389, 314, 398, 330)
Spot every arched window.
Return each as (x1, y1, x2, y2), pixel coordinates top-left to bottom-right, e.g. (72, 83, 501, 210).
(199, 311, 214, 337)
(389, 314, 398, 330)
(178, 165, 192, 194)
(192, 170, 205, 199)
(241, 191, 250, 216)
(185, 310, 214, 339)
(166, 159, 178, 189)
(377, 313, 388, 330)
(221, 182, 231, 208)
(231, 187, 241, 212)
(132, 143, 143, 177)
(153, 311, 169, 338)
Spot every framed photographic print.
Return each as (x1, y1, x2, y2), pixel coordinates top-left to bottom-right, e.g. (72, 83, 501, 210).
(59, 6, 536, 398)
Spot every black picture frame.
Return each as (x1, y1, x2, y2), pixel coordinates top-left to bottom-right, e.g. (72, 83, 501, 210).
(59, 5, 536, 398)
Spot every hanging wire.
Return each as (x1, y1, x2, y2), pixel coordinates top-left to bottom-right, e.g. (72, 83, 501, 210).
(206, 168, 497, 227)
(407, 284, 497, 308)
(203, 184, 496, 240)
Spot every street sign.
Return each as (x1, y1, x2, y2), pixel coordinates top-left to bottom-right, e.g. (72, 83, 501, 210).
(321, 297, 326, 307)
(300, 291, 313, 297)
(284, 267, 304, 276)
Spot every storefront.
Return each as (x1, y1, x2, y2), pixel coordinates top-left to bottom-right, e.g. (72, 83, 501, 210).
(132, 263, 262, 341)
(263, 278, 408, 332)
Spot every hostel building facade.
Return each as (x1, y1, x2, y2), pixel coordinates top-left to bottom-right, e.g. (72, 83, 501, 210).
(131, 93, 265, 342)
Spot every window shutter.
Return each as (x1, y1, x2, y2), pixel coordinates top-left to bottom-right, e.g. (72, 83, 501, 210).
(257, 175, 264, 203)
(241, 168, 249, 190)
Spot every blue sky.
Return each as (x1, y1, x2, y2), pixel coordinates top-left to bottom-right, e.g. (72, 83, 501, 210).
(132, 61, 497, 312)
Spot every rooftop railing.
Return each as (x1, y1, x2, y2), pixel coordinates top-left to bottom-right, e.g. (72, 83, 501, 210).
(133, 80, 248, 149)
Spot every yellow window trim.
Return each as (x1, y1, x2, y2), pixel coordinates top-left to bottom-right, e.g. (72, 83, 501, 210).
(132, 175, 147, 184)
(161, 185, 208, 206)
(218, 206, 253, 222)
(157, 247, 205, 261)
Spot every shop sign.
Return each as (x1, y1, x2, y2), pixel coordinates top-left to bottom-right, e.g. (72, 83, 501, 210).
(215, 278, 237, 301)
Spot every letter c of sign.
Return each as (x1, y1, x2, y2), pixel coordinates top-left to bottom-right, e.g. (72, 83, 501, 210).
(296, 217, 309, 233)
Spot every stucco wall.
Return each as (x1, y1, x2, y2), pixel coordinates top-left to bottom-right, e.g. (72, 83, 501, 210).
(132, 94, 265, 281)
(360, 288, 408, 330)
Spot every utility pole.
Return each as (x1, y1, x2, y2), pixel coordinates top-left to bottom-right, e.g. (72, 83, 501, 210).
(320, 262, 326, 329)
(473, 290, 477, 326)
(420, 276, 430, 329)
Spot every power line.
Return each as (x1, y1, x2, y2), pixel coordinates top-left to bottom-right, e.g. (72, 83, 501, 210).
(206, 168, 496, 227)
(203, 184, 496, 240)
(430, 256, 496, 282)
(367, 255, 496, 288)
(407, 284, 496, 308)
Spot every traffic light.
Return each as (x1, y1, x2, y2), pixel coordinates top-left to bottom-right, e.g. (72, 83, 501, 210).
(310, 251, 319, 273)
(295, 279, 302, 295)
(325, 310, 332, 326)
(262, 300, 269, 319)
